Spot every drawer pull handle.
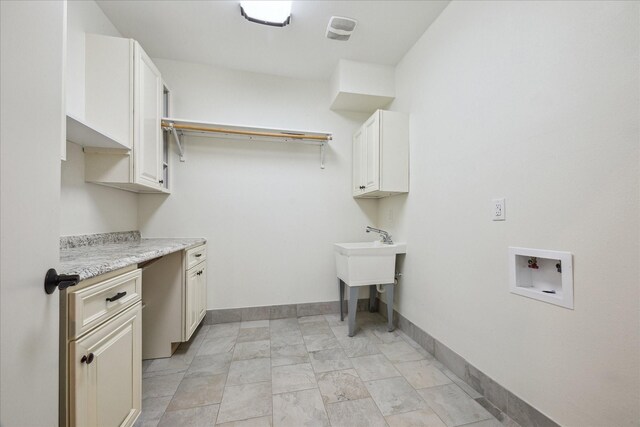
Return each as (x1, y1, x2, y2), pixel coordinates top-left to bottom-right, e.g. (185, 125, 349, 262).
(106, 291, 127, 302)
(195, 254, 202, 258)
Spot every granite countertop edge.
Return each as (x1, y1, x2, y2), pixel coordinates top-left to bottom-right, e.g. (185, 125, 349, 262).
(60, 237, 206, 281)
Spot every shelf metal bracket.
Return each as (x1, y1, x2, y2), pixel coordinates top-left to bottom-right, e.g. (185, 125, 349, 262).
(164, 122, 185, 162)
(320, 142, 326, 169)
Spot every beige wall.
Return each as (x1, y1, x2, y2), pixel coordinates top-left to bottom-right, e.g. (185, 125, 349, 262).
(378, 1, 639, 426)
(138, 59, 378, 309)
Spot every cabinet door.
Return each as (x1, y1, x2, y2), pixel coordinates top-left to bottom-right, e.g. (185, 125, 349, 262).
(70, 303, 141, 427)
(184, 265, 200, 341)
(352, 127, 364, 196)
(134, 42, 162, 189)
(362, 112, 380, 193)
(197, 263, 207, 324)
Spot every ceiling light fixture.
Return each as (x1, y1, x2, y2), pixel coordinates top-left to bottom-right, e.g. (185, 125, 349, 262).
(240, 1, 292, 27)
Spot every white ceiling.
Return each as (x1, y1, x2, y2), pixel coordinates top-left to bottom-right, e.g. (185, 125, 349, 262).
(96, 0, 449, 81)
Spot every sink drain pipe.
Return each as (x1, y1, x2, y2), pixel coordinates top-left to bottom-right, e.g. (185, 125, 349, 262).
(377, 272, 402, 293)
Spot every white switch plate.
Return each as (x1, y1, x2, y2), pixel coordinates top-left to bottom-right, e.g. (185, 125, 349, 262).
(492, 198, 505, 221)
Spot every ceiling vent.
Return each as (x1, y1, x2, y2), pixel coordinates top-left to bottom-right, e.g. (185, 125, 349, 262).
(326, 16, 357, 41)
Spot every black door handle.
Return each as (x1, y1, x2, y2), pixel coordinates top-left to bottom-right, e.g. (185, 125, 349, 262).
(195, 254, 202, 258)
(44, 269, 80, 294)
(106, 291, 127, 302)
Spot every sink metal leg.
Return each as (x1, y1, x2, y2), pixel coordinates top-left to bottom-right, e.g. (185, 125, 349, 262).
(348, 286, 359, 337)
(339, 279, 345, 321)
(369, 285, 378, 312)
(383, 283, 395, 332)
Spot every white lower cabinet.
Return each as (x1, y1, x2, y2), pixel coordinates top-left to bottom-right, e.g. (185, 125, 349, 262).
(70, 303, 141, 427)
(185, 261, 207, 341)
(64, 268, 142, 427)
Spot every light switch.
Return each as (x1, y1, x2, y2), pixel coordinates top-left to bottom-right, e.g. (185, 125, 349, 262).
(492, 198, 505, 221)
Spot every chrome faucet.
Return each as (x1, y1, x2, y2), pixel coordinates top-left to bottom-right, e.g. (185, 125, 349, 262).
(366, 226, 393, 244)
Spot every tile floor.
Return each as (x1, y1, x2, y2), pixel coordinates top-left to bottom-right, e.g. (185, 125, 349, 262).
(137, 312, 520, 427)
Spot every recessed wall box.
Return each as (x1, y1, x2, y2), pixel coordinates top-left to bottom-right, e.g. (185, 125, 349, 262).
(508, 247, 573, 309)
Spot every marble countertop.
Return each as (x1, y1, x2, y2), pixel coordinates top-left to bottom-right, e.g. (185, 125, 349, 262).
(60, 233, 206, 281)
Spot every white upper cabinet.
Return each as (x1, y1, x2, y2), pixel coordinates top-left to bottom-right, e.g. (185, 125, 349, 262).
(352, 110, 409, 198)
(67, 34, 133, 150)
(80, 34, 168, 193)
(134, 44, 163, 188)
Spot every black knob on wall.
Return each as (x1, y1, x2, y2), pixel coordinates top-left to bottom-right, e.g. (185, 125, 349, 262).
(44, 269, 80, 294)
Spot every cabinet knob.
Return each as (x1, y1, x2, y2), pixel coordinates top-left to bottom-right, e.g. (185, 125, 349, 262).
(81, 353, 95, 364)
(159, 180, 164, 184)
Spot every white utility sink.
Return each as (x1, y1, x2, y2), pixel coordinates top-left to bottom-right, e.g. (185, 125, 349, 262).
(334, 241, 407, 286)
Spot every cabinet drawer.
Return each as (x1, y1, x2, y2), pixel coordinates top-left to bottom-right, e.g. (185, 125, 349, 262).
(186, 244, 206, 270)
(68, 269, 142, 339)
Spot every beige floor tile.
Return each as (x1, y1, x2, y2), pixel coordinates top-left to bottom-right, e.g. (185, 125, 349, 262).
(440, 367, 482, 399)
(233, 340, 270, 361)
(300, 320, 332, 336)
(145, 354, 192, 376)
(316, 369, 369, 405)
(166, 373, 226, 411)
(463, 418, 504, 427)
(330, 324, 349, 338)
(377, 341, 426, 363)
(142, 372, 184, 399)
(270, 318, 299, 333)
(270, 343, 309, 367)
(136, 396, 172, 427)
(241, 320, 270, 329)
(303, 333, 340, 352)
(227, 358, 271, 386)
(418, 384, 493, 426)
(385, 408, 447, 427)
(272, 388, 329, 427)
(309, 348, 353, 373)
(186, 353, 232, 377)
(271, 363, 317, 394)
(323, 313, 344, 326)
(216, 415, 273, 427)
(157, 404, 219, 427)
(351, 354, 400, 381)
(237, 327, 270, 343)
(325, 397, 387, 427)
(197, 334, 236, 356)
(207, 322, 240, 339)
(217, 382, 272, 424)
(270, 330, 304, 347)
(297, 315, 326, 323)
(395, 359, 452, 389)
(365, 376, 429, 416)
(338, 336, 381, 357)
(365, 326, 405, 344)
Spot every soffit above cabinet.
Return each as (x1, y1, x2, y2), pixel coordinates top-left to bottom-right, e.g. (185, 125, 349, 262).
(66, 33, 134, 150)
(66, 115, 131, 150)
(330, 59, 395, 113)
